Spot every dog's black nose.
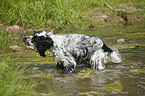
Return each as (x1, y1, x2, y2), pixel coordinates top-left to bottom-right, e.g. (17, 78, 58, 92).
(23, 38, 30, 45)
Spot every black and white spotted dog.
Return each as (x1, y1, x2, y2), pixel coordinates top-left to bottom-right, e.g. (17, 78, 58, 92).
(23, 31, 122, 73)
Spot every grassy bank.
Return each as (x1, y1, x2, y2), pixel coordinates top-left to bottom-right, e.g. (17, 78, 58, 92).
(0, 27, 34, 95)
(0, 27, 11, 51)
(0, 55, 34, 96)
(0, 0, 145, 30)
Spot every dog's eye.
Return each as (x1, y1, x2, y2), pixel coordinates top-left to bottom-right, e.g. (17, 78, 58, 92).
(31, 39, 36, 45)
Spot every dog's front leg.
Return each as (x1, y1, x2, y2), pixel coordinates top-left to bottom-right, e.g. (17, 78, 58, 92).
(63, 58, 76, 73)
(58, 56, 76, 73)
(55, 49, 76, 73)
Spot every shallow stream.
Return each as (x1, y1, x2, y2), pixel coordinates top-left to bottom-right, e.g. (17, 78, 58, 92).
(10, 22, 145, 96)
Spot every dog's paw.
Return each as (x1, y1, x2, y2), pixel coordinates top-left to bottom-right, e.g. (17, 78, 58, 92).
(62, 66, 75, 74)
(56, 62, 64, 69)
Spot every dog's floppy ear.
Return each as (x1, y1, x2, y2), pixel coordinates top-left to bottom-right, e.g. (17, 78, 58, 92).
(34, 31, 37, 35)
(32, 36, 53, 57)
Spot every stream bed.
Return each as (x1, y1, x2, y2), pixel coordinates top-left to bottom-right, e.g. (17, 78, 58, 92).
(10, 22, 145, 96)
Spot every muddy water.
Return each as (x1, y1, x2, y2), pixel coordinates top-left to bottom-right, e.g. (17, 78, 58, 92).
(11, 23, 145, 96)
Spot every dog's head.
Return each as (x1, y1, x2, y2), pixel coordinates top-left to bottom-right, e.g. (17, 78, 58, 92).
(23, 31, 54, 57)
(23, 36, 34, 47)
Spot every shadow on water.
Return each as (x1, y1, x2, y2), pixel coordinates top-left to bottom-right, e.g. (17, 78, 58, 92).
(4, 22, 145, 96)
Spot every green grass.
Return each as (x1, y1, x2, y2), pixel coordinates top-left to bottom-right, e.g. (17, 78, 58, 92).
(0, 28, 11, 50)
(0, 0, 144, 30)
(0, 55, 34, 96)
(0, 0, 94, 29)
(0, 24, 34, 96)
(0, 26, 24, 52)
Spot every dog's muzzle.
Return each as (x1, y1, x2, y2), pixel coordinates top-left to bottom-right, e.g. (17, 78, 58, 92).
(23, 36, 34, 47)
(23, 38, 29, 45)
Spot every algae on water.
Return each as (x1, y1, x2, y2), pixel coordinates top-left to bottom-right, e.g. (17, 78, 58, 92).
(78, 91, 99, 95)
(102, 81, 123, 93)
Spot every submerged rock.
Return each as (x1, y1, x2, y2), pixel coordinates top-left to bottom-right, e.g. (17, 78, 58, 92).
(102, 81, 123, 93)
(77, 69, 101, 79)
(61, 69, 100, 81)
(6, 25, 21, 32)
(117, 38, 125, 44)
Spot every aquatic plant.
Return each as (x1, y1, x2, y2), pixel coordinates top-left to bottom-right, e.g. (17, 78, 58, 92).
(102, 81, 123, 93)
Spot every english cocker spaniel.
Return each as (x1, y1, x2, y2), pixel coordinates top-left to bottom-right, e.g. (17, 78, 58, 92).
(23, 31, 122, 73)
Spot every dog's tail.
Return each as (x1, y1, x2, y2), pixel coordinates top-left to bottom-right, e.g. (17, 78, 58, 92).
(110, 49, 122, 63)
(102, 43, 122, 63)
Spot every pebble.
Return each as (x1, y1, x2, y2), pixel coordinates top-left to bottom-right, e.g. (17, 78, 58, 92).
(10, 46, 21, 51)
(6, 25, 21, 32)
(0, 24, 3, 26)
(117, 38, 125, 44)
